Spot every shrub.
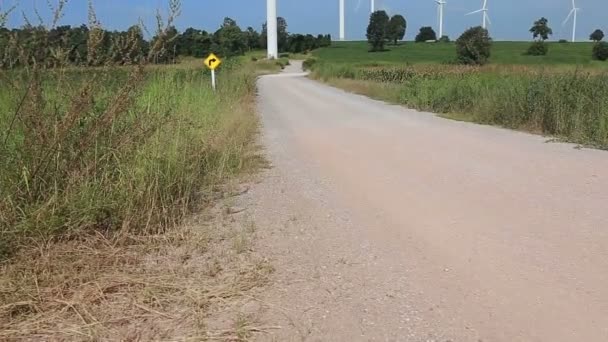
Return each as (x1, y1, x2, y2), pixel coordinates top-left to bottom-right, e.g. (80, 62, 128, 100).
(250, 56, 258, 61)
(592, 42, 608, 61)
(526, 41, 549, 56)
(455, 26, 491, 65)
(302, 57, 317, 71)
(558, 39, 568, 43)
(415, 26, 437, 43)
(439, 35, 450, 43)
(279, 53, 290, 58)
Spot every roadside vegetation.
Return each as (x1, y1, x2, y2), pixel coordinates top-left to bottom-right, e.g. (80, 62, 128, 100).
(0, 0, 266, 257)
(312, 62, 608, 147)
(307, 11, 608, 149)
(0, 0, 319, 338)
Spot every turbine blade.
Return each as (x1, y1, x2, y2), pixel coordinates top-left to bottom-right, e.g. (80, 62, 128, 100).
(485, 12, 492, 25)
(466, 8, 483, 15)
(562, 9, 574, 26)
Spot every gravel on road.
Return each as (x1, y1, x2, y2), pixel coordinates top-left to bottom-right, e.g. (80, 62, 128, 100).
(244, 61, 608, 342)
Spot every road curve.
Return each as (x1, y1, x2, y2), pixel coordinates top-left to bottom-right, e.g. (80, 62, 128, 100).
(249, 61, 608, 341)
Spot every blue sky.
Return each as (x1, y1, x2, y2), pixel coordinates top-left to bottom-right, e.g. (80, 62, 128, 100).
(3, 0, 606, 41)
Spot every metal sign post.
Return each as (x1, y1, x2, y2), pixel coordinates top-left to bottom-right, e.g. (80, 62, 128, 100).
(211, 69, 216, 91)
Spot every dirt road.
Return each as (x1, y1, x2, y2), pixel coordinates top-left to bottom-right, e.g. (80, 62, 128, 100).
(246, 61, 608, 341)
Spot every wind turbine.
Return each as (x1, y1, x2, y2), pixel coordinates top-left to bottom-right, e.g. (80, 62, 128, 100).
(340, 0, 345, 41)
(371, 0, 375, 13)
(267, 0, 278, 59)
(466, 0, 491, 30)
(435, 0, 446, 38)
(562, 0, 580, 42)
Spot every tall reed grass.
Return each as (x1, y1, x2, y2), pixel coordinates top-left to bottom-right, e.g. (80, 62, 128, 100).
(312, 62, 608, 148)
(0, 59, 260, 258)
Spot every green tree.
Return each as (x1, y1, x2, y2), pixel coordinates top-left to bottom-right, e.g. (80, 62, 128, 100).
(259, 23, 267, 49)
(590, 29, 605, 42)
(286, 34, 327, 53)
(387, 14, 406, 45)
(214, 18, 246, 57)
(222, 17, 237, 28)
(259, 17, 287, 51)
(192, 32, 212, 57)
(178, 27, 199, 55)
(456, 26, 491, 65)
(67, 24, 90, 63)
(277, 17, 289, 52)
(244, 26, 260, 50)
(318, 34, 332, 47)
(287, 34, 305, 53)
(366, 10, 390, 52)
(530, 17, 552, 41)
(178, 28, 212, 58)
(415, 26, 437, 42)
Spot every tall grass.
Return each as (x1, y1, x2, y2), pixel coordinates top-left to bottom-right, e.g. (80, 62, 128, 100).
(0, 59, 260, 257)
(311, 62, 608, 148)
(0, 2, 273, 338)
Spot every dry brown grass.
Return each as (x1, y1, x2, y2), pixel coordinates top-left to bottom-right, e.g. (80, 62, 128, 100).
(0, 196, 274, 341)
(1, 2, 279, 340)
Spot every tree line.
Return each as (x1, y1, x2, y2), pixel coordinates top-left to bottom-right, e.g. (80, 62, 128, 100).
(364, 10, 608, 64)
(0, 16, 331, 68)
(528, 18, 607, 60)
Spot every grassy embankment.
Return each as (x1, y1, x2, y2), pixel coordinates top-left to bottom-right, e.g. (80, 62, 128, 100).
(0, 57, 280, 339)
(308, 41, 608, 148)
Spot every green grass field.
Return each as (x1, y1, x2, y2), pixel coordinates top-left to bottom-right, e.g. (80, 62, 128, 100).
(314, 41, 608, 67)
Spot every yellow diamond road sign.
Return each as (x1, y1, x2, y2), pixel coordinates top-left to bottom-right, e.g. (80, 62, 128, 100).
(204, 53, 222, 70)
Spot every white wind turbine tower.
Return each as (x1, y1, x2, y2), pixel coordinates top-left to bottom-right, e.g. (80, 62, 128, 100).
(562, 0, 580, 42)
(435, 0, 447, 38)
(339, 0, 345, 40)
(267, 0, 278, 59)
(466, 0, 491, 29)
(371, 0, 375, 13)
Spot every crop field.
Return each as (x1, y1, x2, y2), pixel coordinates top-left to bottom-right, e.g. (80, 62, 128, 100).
(314, 41, 608, 67)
